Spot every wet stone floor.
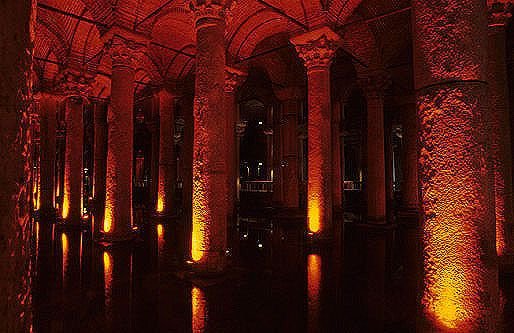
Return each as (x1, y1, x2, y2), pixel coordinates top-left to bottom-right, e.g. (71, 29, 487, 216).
(32, 217, 514, 333)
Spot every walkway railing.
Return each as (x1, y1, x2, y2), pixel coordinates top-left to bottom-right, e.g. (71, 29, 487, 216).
(240, 181, 274, 193)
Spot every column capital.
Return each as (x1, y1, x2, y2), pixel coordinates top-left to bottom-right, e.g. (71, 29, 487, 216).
(103, 27, 148, 68)
(34, 91, 65, 103)
(290, 26, 341, 71)
(54, 69, 93, 101)
(225, 66, 247, 93)
(358, 70, 391, 99)
(489, 1, 512, 27)
(274, 86, 305, 101)
(189, 0, 235, 26)
(236, 120, 248, 137)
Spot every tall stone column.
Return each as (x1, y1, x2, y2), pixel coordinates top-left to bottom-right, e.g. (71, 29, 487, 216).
(275, 87, 303, 209)
(332, 99, 343, 210)
(93, 101, 108, 236)
(156, 88, 178, 217)
(359, 71, 390, 223)
(190, 0, 231, 272)
(38, 93, 60, 217)
(413, 0, 498, 331)
(62, 97, 85, 223)
(103, 33, 141, 241)
(401, 102, 419, 212)
(292, 27, 340, 238)
(0, 1, 34, 330)
(488, 2, 514, 258)
(225, 67, 247, 224)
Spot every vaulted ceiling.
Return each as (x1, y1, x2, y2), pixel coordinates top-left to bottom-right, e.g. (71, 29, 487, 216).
(34, 0, 412, 98)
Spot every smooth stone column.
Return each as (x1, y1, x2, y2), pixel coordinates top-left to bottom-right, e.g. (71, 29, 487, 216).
(156, 88, 178, 217)
(359, 71, 390, 223)
(38, 93, 60, 217)
(401, 102, 419, 212)
(332, 99, 343, 210)
(275, 87, 303, 209)
(292, 27, 340, 239)
(103, 34, 139, 241)
(0, 0, 34, 330)
(413, 0, 498, 331)
(225, 67, 247, 224)
(93, 101, 108, 236)
(190, 0, 231, 272)
(488, 2, 514, 258)
(62, 97, 84, 224)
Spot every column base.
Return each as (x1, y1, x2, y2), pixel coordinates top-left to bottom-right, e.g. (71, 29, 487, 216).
(151, 211, 180, 223)
(189, 251, 228, 276)
(37, 207, 58, 221)
(55, 218, 89, 231)
(366, 215, 388, 224)
(96, 228, 139, 244)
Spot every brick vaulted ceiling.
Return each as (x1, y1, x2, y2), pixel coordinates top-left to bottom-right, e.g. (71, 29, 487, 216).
(34, 0, 412, 98)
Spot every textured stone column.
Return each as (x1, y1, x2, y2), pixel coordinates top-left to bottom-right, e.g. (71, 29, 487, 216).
(413, 0, 498, 331)
(38, 93, 60, 217)
(275, 87, 303, 209)
(93, 101, 108, 236)
(62, 97, 85, 223)
(359, 71, 390, 223)
(488, 2, 514, 258)
(225, 67, 247, 224)
(190, 0, 231, 272)
(401, 102, 419, 211)
(332, 99, 343, 210)
(103, 34, 140, 241)
(156, 88, 178, 217)
(292, 27, 340, 238)
(0, 0, 34, 330)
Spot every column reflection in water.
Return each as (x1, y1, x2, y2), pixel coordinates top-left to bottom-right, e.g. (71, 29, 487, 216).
(192, 286, 207, 333)
(103, 246, 133, 332)
(307, 253, 322, 333)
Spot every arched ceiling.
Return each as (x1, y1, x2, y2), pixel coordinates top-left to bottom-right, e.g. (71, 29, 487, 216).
(34, 0, 413, 96)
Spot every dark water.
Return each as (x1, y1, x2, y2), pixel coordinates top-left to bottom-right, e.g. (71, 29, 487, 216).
(31, 217, 514, 333)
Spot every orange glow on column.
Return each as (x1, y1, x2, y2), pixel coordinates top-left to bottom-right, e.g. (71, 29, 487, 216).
(308, 201, 321, 233)
(103, 197, 113, 233)
(192, 286, 206, 332)
(62, 195, 69, 219)
(156, 194, 164, 213)
(192, 174, 208, 262)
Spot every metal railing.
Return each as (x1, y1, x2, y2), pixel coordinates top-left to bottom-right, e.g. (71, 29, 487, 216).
(240, 181, 274, 193)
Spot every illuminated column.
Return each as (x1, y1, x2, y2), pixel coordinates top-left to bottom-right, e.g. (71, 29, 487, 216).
(359, 71, 390, 223)
(93, 101, 108, 236)
(401, 102, 419, 212)
(62, 97, 85, 223)
(292, 27, 340, 238)
(275, 87, 303, 209)
(488, 2, 514, 258)
(190, 0, 231, 271)
(38, 93, 60, 217)
(0, 1, 34, 330)
(332, 99, 343, 210)
(156, 88, 178, 217)
(225, 67, 247, 223)
(413, 0, 498, 331)
(103, 33, 141, 241)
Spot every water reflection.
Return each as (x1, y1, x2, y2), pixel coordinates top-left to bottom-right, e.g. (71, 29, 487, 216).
(307, 254, 321, 333)
(192, 286, 206, 333)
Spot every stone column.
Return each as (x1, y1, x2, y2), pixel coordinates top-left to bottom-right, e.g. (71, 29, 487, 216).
(103, 33, 141, 241)
(413, 0, 498, 331)
(93, 101, 108, 236)
(401, 101, 419, 212)
(38, 93, 60, 217)
(156, 88, 178, 217)
(0, 1, 34, 330)
(225, 67, 247, 224)
(292, 27, 340, 238)
(488, 2, 514, 258)
(359, 71, 390, 223)
(332, 99, 343, 210)
(62, 97, 85, 223)
(275, 87, 303, 209)
(190, 0, 231, 272)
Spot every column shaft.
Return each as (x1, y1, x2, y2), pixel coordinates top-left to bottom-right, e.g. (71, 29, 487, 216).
(39, 95, 59, 215)
(156, 90, 177, 216)
(62, 98, 84, 223)
(332, 100, 343, 209)
(282, 99, 300, 208)
(93, 101, 108, 236)
(401, 103, 419, 210)
(104, 54, 135, 240)
(191, 8, 228, 271)
(413, 0, 498, 331)
(225, 92, 238, 222)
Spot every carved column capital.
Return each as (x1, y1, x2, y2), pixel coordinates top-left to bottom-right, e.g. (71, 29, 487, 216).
(291, 26, 341, 71)
(54, 69, 93, 101)
(358, 70, 391, 99)
(189, 0, 235, 26)
(489, 1, 512, 27)
(103, 28, 148, 68)
(225, 66, 247, 93)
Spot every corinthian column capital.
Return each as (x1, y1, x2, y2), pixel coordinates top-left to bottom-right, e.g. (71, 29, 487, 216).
(103, 27, 148, 68)
(189, 0, 235, 25)
(489, 1, 512, 27)
(225, 66, 247, 93)
(291, 26, 341, 71)
(54, 69, 94, 101)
